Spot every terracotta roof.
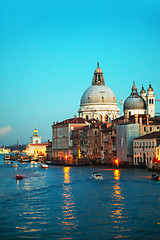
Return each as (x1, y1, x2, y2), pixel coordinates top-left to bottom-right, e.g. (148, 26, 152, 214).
(52, 117, 87, 126)
(135, 131, 160, 140)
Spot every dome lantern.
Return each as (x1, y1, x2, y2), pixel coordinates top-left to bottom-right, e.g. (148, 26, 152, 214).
(92, 62, 105, 86)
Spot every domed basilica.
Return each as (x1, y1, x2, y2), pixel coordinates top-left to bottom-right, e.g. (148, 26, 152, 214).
(78, 63, 120, 122)
(124, 81, 155, 117)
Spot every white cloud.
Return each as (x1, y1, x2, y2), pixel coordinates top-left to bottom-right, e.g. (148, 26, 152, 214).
(0, 126, 13, 136)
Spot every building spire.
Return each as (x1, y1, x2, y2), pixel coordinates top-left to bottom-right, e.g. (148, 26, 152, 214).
(131, 81, 138, 95)
(97, 61, 99, 68)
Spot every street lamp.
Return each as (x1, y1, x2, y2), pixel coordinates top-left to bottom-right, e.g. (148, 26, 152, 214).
(115, 159, 119, 169)
(65, 155, 68, 165)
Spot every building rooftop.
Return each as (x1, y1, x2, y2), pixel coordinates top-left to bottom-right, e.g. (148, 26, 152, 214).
(52, 117, 87, 126)
(135, 131, 160, 140)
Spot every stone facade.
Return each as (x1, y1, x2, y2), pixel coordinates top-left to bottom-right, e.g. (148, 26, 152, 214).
(52, 117, 89, 163)
(133, 131, 160, 167)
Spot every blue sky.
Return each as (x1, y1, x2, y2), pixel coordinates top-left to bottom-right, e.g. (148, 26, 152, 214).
(0, 0, 160, 145)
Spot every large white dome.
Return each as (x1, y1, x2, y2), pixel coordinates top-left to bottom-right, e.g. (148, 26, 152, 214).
(80, 85, 117, 106)
(78, 63, 120, 122)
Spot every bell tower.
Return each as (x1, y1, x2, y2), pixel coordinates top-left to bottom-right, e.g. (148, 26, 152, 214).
(146, 83, 155, 117)
(30, 127, 42, 144)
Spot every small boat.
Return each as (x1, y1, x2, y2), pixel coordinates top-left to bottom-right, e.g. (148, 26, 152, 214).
(91, 172, 103, 179)
(151, 173, 159, 181)
(4, 155, 11, 160)
(16, 174, 23, 180)
(13, 164, 18, 168)
(40, 163, 49, 169)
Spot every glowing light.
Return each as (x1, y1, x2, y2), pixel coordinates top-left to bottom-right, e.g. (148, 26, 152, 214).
(63, 167, 70, 184)
(115, 159, 119, 164)
(114, 169, 120, 181)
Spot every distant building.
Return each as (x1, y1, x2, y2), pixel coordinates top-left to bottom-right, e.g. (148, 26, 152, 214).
(78, 62, 120, 122)
(28, 128, 48, 158)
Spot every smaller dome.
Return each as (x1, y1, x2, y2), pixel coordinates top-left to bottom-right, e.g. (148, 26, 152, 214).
(140, 86, 146, 94)
(124, 82, 146, 110)
(124, 94, 146, 110)
(94, 62, 103, 74)
(147, 83, 153, 92)
(94, 67, 103, 74)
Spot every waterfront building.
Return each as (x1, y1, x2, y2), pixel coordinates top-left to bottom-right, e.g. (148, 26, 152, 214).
(72, 119, 107, 164)
(78, 63, 120, 122)
(52, 117, 89, 163)
(28, 128, 48, 158)
(102, 114, 160, 165)
(46, 140, 52, 161)
(0, 147, 10, 154)
(133, 131, 160, 167)
(124, 82, 155, 117)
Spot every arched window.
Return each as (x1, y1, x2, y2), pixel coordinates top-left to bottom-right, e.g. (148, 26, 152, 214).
(88, 97, 90, 103)
(86, 115, 89, 120)
(99, 115, 102, 122)
(149, 99, 152, 104)
(152, 99, 154, 104)
(102, 97, 104, 102)
(104, 115, 108, 122)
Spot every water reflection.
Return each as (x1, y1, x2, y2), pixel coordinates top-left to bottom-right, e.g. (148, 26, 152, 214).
(59, 167, 77, 238)
(111, 170, 130, 239)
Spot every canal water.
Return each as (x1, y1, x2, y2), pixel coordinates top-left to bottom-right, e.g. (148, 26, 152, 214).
(0, 155, 160, 240)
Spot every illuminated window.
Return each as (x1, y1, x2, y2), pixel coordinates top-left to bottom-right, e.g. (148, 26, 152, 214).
(104, 115, 108, 122)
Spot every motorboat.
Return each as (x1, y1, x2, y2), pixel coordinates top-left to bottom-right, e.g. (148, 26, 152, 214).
(4, 161, 13, 164)
(40, 163, 49, 169)
(4, 155, 11, 160)
(91, 172, 103, 179)
(151, 173, 159, 181)
(13, 164, 18, 168)
(16, 174, 23, 180)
